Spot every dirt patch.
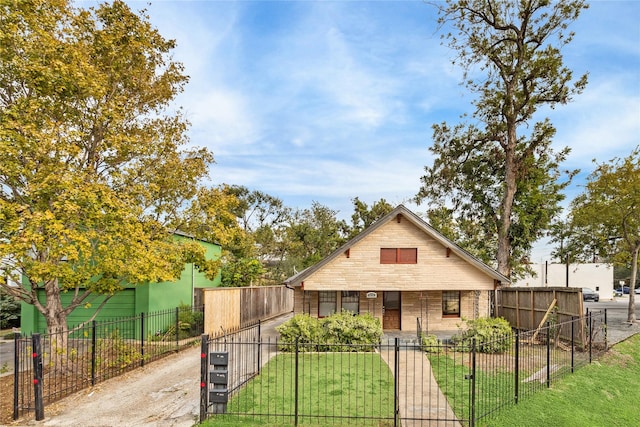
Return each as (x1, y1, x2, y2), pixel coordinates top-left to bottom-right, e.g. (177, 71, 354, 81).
(0, 314, 292, 427)
(6, 345, 202, 427)
(0, 374, 14, 425)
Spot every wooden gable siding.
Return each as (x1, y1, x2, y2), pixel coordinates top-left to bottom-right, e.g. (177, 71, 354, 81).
(301, 218, 495, 292)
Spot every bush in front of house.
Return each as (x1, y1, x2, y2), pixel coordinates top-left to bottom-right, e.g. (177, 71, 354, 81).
(322, 311, 383, 351)
(420, 334, 442, 353)
(452, 316, 513, 353)
(276, 313, 324, 349)
(277, 311, 383, 352)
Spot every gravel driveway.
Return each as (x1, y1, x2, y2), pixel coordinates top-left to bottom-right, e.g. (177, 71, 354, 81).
(12, 314, 292, 427)
(23, 345, 203, 427)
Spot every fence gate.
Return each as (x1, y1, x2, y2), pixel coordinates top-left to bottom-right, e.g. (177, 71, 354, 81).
(200, 313, 607, 427)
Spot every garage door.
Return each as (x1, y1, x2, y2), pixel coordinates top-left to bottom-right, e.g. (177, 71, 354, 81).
(36, 289, 136, 332)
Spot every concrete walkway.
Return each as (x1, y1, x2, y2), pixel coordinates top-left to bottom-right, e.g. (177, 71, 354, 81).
(381, 337, 461, 427)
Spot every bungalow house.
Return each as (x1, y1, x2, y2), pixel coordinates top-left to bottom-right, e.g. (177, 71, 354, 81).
(20, 232, 221, 334)
(284, 205, 509, 332)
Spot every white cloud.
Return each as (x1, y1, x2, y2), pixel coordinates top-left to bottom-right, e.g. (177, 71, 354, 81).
(553, 77, 640, 168)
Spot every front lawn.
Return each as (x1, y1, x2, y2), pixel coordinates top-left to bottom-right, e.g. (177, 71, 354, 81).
(201, 352, 395, 426)
(482, 334, 640, 426)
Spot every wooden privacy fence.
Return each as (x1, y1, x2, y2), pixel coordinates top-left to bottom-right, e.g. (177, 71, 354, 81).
(496, 287, 586, 344)
(202, 285, 293, 336)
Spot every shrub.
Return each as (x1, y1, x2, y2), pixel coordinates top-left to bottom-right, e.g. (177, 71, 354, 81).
(276, 311, 383, 352)
(95, 329, 145, 369)
(420, 334, 442, 353)
(276, 314, 323, 350)
(177, 304, 204, 339)
(452, 317, 513, 353)
(0, 291, 20, 329)
(321, 311, 383, 351)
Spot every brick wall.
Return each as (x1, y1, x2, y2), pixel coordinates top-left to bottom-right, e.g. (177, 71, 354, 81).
(293, 288, 492, 332)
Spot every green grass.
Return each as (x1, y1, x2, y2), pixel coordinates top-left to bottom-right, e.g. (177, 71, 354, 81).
(482, 334, 640, 427)
(427, 351, 516, 422)
(201, 352, 395, 426)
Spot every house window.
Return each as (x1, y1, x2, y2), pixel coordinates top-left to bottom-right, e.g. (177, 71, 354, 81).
(380, 248, 418, 264)
(319, 291, 337, 317)
(341, 291, 359, 314)
(442, 291, 460, 317)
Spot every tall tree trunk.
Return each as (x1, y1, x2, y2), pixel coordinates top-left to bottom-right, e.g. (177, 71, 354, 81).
(43, 279, 71, 372)
(497, 121, 518, 279)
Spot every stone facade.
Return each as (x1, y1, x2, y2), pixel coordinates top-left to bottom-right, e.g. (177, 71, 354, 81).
(285, 206, 506, 332)
(293, 288, 492, 332)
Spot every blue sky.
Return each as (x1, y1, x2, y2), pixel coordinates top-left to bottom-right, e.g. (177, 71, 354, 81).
(127, 0, 639, 261)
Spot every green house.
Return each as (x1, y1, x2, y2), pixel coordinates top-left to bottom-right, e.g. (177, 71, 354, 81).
(20, 232, 221, 334)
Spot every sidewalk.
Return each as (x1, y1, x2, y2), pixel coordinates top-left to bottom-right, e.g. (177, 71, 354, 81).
(380, 342, 461, 427)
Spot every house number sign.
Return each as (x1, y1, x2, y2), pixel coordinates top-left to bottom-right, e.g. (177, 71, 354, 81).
(366, 292, 377, 299)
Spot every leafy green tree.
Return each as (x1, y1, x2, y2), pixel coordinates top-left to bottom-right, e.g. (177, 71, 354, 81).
(0, 0, 216, 341)
(285, 202, 348, 272)
(220, 258, 264, 287)
(347, 197, 393, 239)
(181, 185, 263, 287)
(416, 0, 587, 278)
(426, 207, 501, 267)
(568, 149, 640, 322)
(224, 185, 291, 284)
(226, 185, 290, 233)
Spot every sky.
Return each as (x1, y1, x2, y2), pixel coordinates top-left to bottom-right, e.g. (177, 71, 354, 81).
(120, 0, 639, 262)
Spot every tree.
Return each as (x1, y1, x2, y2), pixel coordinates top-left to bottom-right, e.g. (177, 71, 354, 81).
(285, 202, 348, 271)
(567, 149, 640, 322)
(416, 0, 587, 278)
(0, 288, 20, 329)
(224, 185, 291, 284)
(0, 0, 216, 342)
(181, 185, 263, 287)
(347, 197, 393, 239)
(226, 185, 290, 234)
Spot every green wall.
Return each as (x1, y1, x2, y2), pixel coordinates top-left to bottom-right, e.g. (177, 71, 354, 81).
(20, 235, 221, 334)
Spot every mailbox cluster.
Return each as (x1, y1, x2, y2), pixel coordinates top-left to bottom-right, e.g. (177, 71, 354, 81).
(209, 351, 229, 413)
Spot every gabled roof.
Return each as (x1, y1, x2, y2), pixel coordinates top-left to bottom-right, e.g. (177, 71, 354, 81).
(284, 204, 510, 286)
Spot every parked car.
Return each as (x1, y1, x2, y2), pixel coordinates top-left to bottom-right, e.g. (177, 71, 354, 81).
(614, 288, 623, 297)
(582, 288, 599, 302)
(635, 287, 640, 295)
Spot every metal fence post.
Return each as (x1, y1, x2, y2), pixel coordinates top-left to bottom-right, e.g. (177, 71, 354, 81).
(91, 320, 97, 386)
(141, 312, 145, 367)
(588, 313, 593, 363)
(604, 309, 608, 350)
(257, 319, 262, 374)
(294, 337, 299, 426)
(176, 307, 180, 350)
(13, 332, 20, 420)
(200, 334, 209, 423)
(470, 337, 476, 427)
(514, 332, 519, 404)
(571, 316, 575, 373)
(32, 333, 44, 421)
(546, 321, 551, 388)
(394, 338, 399, 427)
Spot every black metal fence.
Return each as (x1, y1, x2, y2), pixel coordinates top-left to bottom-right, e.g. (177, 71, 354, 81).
(13, 305, 204, 420)
(200, 311, 607, 426)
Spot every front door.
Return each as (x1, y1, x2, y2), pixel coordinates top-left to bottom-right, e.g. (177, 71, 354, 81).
(383, 291, 401, 330)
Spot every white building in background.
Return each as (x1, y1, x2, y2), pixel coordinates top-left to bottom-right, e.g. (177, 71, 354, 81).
(511, 263, 614, 300)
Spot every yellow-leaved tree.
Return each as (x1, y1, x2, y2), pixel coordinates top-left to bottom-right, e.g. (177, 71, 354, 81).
(0, 0, 217, 344)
